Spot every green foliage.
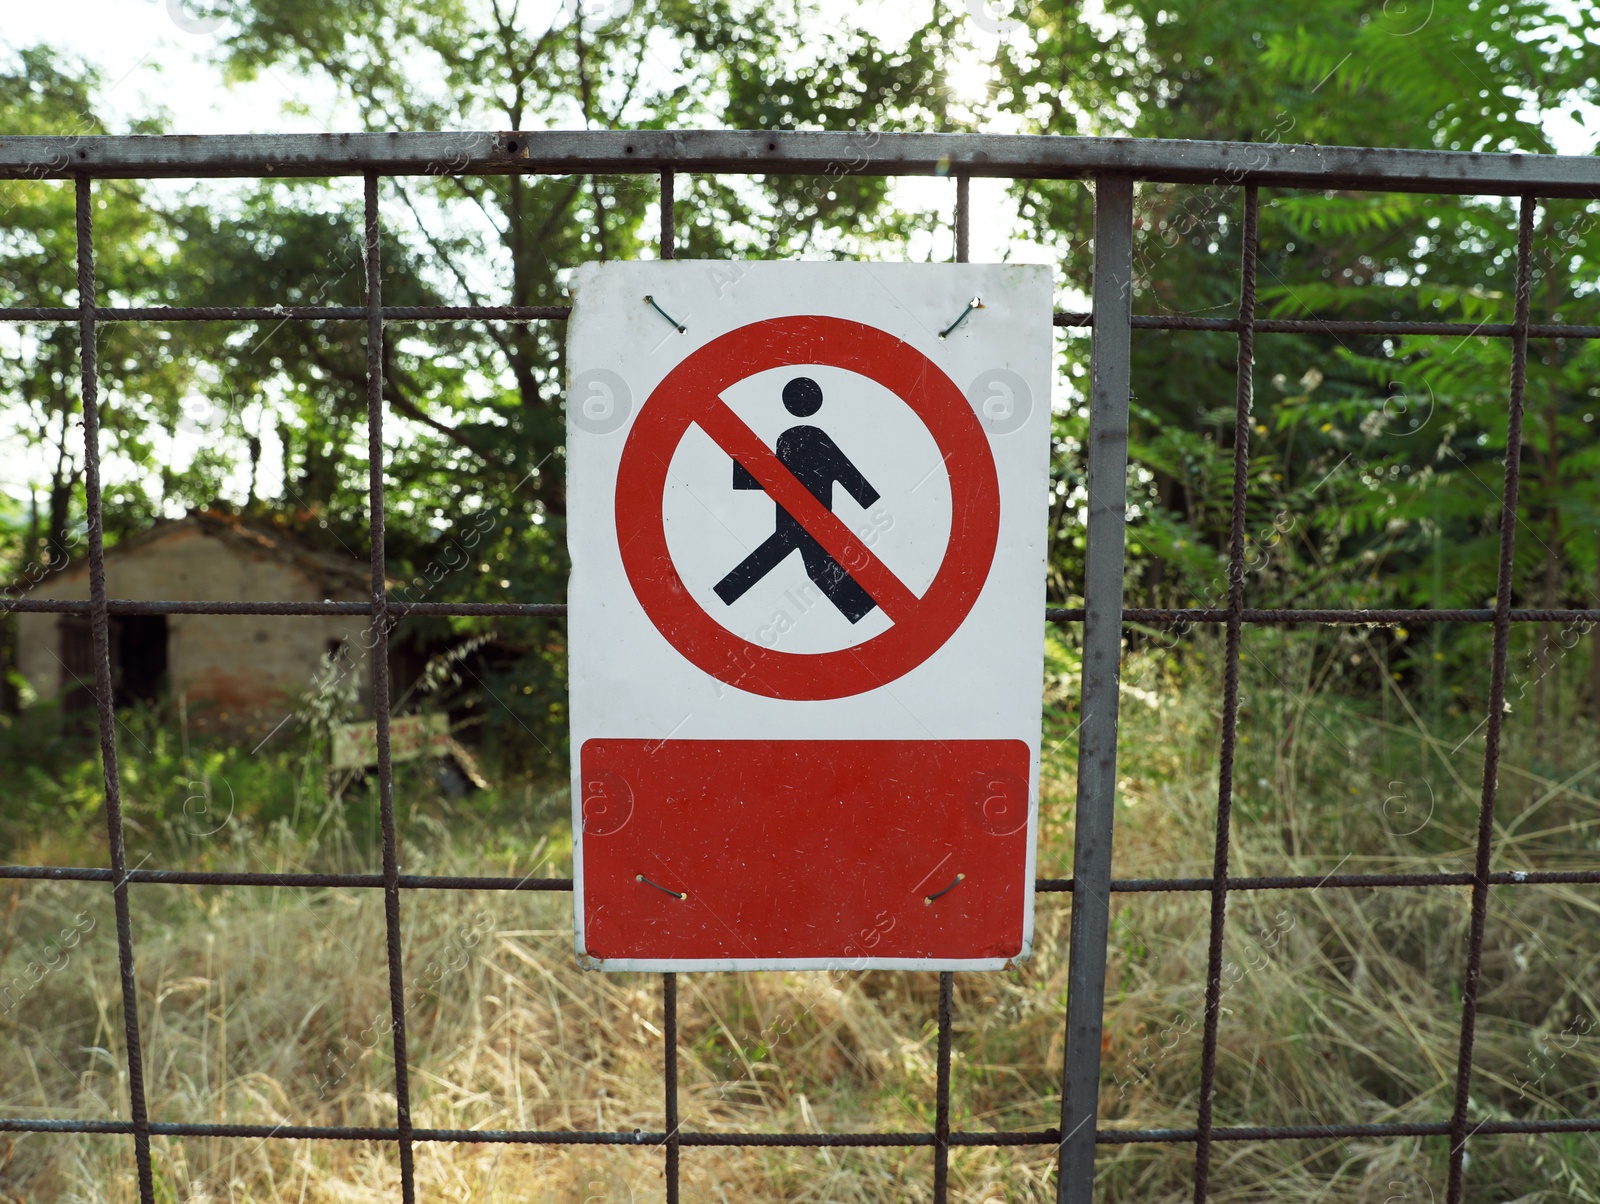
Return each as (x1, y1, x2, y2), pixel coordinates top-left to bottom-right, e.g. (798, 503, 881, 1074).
(980, 0, 1600, 731)
(177, 0, 958, 759)
(0, 48, 205, 560)
(7, 0, 1600, 753)
(0, 691, 569, 875)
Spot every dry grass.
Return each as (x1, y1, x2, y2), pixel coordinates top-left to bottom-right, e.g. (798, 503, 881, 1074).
(4, 639, 1600, 1201)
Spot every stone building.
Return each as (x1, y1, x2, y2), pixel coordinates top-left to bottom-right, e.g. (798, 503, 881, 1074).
(14, 513, 374, 728)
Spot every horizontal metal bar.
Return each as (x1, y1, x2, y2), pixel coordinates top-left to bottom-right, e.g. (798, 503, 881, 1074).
(0, 1119, 938, 1145)
(1, 305, 1592, 342)
(0, 867, 571, 890)
(4, 1116, 1596, 1144)
(9, 131, 1600, 196)
(1095, 1118, 1600, 1143)
(0, 600, 569, 617)
(1057, 313, 1600, 339)
(1039, 870, 1600, 892)
(6, 866, 1592, 893)
(0, 305, 570, 323)
(1073, 608, 1600, 625)
(680, 1132, 936, 1148)
(8, 599, 1595, 626)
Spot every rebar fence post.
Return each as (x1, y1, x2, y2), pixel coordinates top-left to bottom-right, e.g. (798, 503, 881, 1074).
(661, 171, 676, 261)
(955, 174, 970, 263)
(664, 972, 681, 1202)
(363, 171, 418, 1203)
(1191, 182, 1260, 1204)
(929, 162, 976, 1204)
(655, 158, 684, 1204)
(76, 172, 158, 1204)
(934, 971, 955, 1199)
(1445, 193, 1537, 1204)
(1056, 174, 1135, 1204)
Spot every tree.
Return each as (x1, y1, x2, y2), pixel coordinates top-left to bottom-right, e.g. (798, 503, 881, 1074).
(980, 0, 1600, 719)
(0, 47, 203, 570)
(179, 0, 955, 761)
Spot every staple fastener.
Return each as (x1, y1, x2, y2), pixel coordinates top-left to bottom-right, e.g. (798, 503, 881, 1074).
(939, 296, 982, 339)
(637, 873, 688, 900)
(645, 294, 687, 333)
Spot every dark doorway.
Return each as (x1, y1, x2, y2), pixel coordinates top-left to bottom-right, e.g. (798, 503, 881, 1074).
(57, 614, 95, 714)
(114, 614, 168, 707)
(58, 613, 170, 714)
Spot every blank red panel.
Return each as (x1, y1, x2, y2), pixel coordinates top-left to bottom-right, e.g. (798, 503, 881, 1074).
(578, 738, 1031, 962)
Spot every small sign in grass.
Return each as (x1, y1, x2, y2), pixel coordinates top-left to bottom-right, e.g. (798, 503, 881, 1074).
(331, 713, 450, 770)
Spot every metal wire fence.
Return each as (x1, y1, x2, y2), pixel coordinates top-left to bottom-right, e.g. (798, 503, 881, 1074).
(2, 130, 1599, 1203)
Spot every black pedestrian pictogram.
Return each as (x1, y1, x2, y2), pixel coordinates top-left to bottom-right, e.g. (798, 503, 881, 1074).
(714, 376, 881, 623)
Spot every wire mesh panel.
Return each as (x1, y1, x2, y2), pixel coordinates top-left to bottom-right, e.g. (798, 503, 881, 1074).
(1, 131, 1599, 1204)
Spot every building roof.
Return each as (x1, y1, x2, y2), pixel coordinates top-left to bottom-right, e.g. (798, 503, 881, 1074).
(18, 511, 373, 599)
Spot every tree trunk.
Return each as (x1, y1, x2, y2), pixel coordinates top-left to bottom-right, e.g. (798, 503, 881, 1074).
(47, 477, 73, 566)
(1534, 238, 1563, 773)
(46, 382, 77, 564)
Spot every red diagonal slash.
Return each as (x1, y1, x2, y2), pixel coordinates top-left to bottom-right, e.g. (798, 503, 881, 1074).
(692, 397, 921, 623)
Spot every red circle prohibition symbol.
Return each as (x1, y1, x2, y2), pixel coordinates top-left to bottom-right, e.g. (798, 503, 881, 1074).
(615, 315, 1000, 701)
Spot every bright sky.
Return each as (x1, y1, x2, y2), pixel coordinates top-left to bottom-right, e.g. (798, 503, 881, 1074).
(7, 1, 938, 133)
(6, 0, 348, 134)
(0, 0, 1045, 254)
(7, 0, 1596, 267)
